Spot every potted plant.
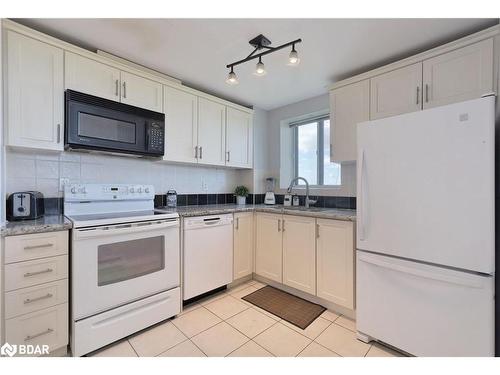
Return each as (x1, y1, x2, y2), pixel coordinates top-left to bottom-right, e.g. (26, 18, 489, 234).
(234, 185, 249, 205)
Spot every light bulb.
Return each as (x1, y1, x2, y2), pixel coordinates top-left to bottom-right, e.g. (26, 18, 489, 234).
(254, 58, 267, 76)
(288, 47, 300, 66)
(226, 69, 239, 85)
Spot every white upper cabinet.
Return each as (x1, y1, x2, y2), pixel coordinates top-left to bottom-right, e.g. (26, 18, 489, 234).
(6, 31, 64, 151)
(329, 79, 370, 162)
(65, 52, 121, 101)
(370, 62, 423, 120)
(316, 219, 355, 309)
(120, 71, 163, 112)
(226, 107, 253, 168)
(163, 86, 198, 164)
(282, 216, 316, 295)
(422, 39, 494, 109)
(233, 212, 254, 280)
(197, 98, 226, 166)
(255, 213, 283, 283)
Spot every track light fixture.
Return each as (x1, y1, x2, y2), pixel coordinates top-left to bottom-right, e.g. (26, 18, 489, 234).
(254, 57, 266, 76)
(226, 66, 239, 85)
(226, 34, 302, 84)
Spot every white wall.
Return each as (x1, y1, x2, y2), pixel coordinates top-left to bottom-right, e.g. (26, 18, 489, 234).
(267, 93, 356, 197)
(5, 150, 245, 197)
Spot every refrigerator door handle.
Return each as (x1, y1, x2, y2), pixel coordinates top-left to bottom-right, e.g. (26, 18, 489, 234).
(358, 253, 484, 288)
(359, 149, 367, 241)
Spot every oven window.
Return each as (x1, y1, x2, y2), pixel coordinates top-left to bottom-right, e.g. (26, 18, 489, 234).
(97, 236, 165, 286)
(78, 112, 136, 144)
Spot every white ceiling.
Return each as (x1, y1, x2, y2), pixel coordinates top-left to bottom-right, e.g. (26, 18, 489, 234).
(16, 18, 499, 110)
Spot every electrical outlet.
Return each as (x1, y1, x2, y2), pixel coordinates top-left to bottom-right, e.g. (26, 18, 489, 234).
(59, 178, 70, 192)
(201, 178, 208, 192)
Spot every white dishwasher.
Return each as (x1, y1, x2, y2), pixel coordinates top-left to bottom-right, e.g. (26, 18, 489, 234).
(183, 214, 233, 300)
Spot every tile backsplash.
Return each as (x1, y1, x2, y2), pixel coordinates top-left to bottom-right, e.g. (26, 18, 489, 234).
(5, 150, 247, 198)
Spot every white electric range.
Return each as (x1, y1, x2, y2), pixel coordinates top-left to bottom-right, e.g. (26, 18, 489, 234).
(64, 184, 181, 357)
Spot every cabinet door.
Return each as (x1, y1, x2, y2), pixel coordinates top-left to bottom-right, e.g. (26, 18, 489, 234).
(329, 80, 369, 162)
(316, 219, 354, 309)
(226, 107, 253, 168)
(120, 71, 163, 112)
(282, 216, 316, 295)
(65, 52, 121, 101)
(423, 39, 494, 109)
(163, 86, 198, 163)
(255, 213, 283, 283)
(233, 212, 254, 279)
(197, 97, 226, 166)
(370, 63, 422, 120)
(6, 31, 64, 151)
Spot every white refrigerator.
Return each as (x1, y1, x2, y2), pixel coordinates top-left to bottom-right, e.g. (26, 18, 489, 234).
(356, 96, 495, 357)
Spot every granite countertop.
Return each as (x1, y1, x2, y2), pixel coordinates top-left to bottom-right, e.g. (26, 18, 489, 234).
(157, 204, 356, 222)
(1, 215, 73, 237)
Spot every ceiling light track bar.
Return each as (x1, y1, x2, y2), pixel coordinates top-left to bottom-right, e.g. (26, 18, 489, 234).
(226, 38, 302, 69)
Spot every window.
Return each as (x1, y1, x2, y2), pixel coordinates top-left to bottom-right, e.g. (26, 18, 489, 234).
(292, 116, 341, 186)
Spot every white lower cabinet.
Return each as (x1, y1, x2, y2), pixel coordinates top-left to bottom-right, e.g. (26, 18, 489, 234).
(5, 303, 69, 355)
(233, 212, 254, 279)
(253, 213, 356, 311)
(316, 219, 355, 309)
(282, 216, 316, 295)
(255, 213, 283, 283)
(2, 230, 69, 356)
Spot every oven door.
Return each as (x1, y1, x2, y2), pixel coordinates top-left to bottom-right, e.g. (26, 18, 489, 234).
(72, 218, 179, 320)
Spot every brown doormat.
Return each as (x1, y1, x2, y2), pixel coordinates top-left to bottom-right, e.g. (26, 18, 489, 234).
(242, 286, 326, 330)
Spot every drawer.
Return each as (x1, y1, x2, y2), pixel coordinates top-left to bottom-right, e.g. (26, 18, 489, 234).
(73, 287, 180, 357)
(4, 255, 68, 292)
(5, 279, 69, 319)
(4, 231, 68, 264)
(5, 303, 68, 356)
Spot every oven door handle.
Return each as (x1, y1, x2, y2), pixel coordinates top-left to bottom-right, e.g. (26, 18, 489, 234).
(74, 219, 179, 239)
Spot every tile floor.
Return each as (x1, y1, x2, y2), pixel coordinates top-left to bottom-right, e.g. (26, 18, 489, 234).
(91, 280, 404, 357)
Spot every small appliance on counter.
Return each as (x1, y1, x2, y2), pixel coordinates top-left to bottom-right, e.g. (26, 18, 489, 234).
(283, 193, 292, 206)
(6, 191, 45, 221)
(166, 190, 177, 207)
(264, 177, 276, 205)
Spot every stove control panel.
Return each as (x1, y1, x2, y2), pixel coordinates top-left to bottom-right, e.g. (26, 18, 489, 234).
(64, 184, 155, 201)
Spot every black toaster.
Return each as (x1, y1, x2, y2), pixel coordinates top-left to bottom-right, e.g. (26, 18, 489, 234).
(6, 191, 45, 221)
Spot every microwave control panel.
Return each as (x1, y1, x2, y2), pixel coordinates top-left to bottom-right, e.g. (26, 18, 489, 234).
(147, 122, 164, 153)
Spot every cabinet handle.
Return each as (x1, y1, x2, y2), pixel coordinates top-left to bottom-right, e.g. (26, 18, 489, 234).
(24, 243, 54, 250)
(416, 86, 420, 105)
(195, 146, 199, 159)
(57, 124, 61, 143)
(278, 219, 281, 232)
(236, 217, 239, 230)
(24, 268, 53, 278)
(24, 293, 53, 304)
(282, 219, 285, 232)
(425, 84, 429, 103)
(330, 144, 333, 160)
(316, 223, 320, 239)
(123, 81, 127, 98)
(199, 146, 203, 159)
(25, 328, 54, 342)
(115, 79, 119, 96)
(227, 151, 230, 162)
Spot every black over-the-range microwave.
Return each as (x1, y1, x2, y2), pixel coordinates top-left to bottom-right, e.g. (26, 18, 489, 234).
(65, 90, 165, 157)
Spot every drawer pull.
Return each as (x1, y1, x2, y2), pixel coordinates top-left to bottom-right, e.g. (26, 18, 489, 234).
(24, 268, 54, 278)
(24, 243, 54, 250)
(24, 293, 53, 304)
(24, 328, 54, 342)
